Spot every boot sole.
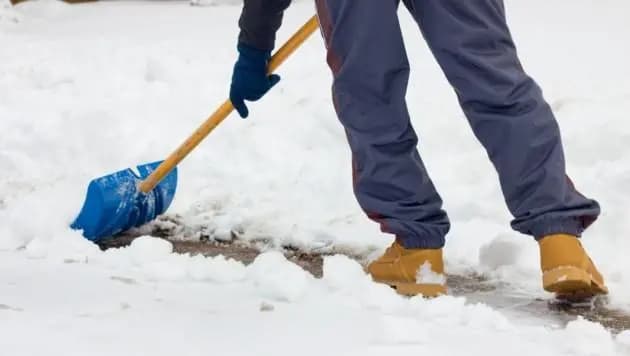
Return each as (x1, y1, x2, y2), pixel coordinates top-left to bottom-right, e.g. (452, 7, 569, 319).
(386, 281, 446, 298)
(543, 266, 608, 296)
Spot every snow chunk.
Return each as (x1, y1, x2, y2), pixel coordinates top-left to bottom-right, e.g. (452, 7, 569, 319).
(322, 254, 409, 311)
(24, 237, 49, 259)
(138, 252, 247, 283)
(322, 254, 371, 292)
(128, 236, 173, 265)
(108, 237, 247, 283)
(186, 254, 247, 283)
(247, 251, 313, 302)
(406, 295, 514, 332)
(416, 262, 446, 285)
(561, 317, 616, 356)
(0, 226, 25, 251)
(22, 230, 98, 262)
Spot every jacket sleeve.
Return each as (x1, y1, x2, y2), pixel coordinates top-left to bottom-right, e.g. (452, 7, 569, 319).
(238, 0, 292, 51)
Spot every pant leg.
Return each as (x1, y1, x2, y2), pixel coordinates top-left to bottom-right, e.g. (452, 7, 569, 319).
(315, 0, 450, 248)
(405, 0, 600, 238)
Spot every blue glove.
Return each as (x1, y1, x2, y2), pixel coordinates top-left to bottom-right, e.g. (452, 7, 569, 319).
(229, 43, 281, 118)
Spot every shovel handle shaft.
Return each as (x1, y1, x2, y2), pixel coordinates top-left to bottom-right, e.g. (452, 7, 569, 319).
(139, 15, 320, 194)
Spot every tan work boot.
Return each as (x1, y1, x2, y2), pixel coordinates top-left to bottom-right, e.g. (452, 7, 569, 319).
(539, 234, 608, 297)
(367, 240, 446, 297)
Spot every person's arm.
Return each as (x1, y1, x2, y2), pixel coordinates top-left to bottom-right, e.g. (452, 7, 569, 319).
(229, 0, 291, 118)
(238, 0, 292, 51)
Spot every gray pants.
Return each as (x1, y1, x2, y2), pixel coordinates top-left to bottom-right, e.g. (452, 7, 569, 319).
(314, 0, 600, 248)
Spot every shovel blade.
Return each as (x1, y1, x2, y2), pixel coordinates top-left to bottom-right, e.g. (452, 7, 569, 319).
(72, 161, 177, 241)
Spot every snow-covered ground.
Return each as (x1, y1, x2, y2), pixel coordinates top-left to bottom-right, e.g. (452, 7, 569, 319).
(1, 0, 630, 355)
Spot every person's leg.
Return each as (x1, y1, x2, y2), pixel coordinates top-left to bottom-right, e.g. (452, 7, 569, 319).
(315, 0, 450, 249)
(405, 0, 606, 296)
(405, 0, 599, 238)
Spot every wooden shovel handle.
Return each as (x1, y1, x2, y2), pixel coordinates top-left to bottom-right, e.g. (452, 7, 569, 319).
(139, 15, 320, 193)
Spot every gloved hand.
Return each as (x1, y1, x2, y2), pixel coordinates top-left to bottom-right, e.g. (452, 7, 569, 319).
(229, 43, 281, 118)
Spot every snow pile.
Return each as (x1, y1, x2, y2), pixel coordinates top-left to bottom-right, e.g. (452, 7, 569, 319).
(100, 236, 248, 283)
(2, 233, 630, 355)
(247, 251, 314, 302)
(128, 236, 174, 263)
(560, 318, 619, 356)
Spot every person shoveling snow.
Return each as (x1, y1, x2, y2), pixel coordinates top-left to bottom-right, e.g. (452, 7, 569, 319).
(228, 0, 608, 300)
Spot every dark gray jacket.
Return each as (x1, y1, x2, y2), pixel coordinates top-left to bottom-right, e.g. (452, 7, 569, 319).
(238, 0, 292, 51)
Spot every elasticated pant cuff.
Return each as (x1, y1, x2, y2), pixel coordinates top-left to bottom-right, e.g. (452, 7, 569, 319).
(529, 217, 585, 240)
(397, 235, 445, 249)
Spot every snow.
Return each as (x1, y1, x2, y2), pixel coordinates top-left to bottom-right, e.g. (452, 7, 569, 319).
(618, 331, 630, 353)
(247, 251, 313, 302)
(562, 318, 618, 356)
(0, 0, 19, 24)
(128, 235, 174, 263)
(1, 0, 630, 355)
(3, 247, 630, 355)
(416, 261, 446, 285)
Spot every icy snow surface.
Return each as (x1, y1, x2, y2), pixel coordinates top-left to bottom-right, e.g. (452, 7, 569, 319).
(1, 1, 630, 355)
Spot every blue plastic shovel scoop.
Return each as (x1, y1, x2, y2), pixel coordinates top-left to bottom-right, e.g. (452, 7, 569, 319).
(72, 162, 177, 241)
(71, 15, 319, 242)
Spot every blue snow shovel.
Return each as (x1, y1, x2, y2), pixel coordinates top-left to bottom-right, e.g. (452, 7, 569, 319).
(72, 15, 320, 242)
